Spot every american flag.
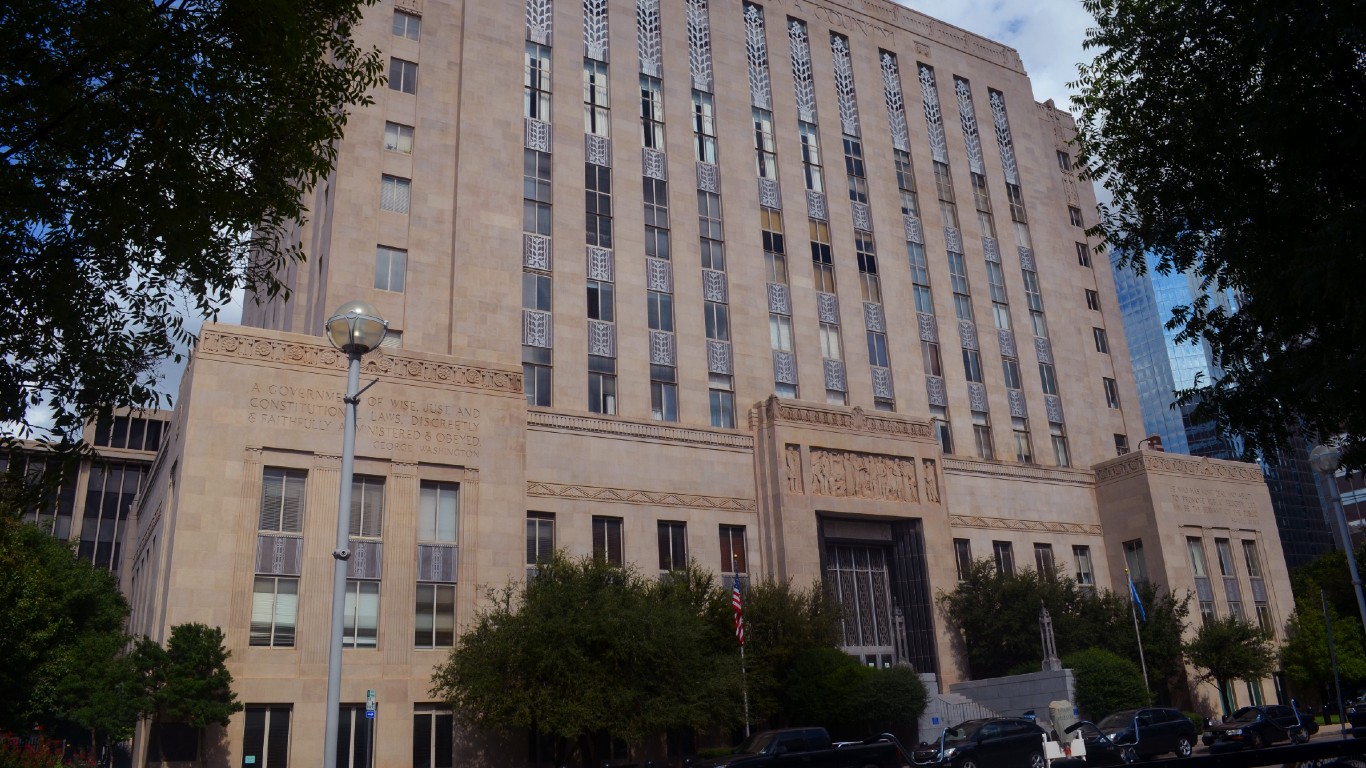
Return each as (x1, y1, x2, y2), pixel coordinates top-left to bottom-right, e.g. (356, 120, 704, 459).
(732, 572, 745, 646)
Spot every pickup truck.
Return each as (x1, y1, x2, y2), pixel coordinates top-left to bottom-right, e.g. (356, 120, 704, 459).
(696, 727, 905, 768)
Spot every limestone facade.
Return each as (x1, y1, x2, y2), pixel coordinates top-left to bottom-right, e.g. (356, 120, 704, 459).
(124, 0, 1294, 765)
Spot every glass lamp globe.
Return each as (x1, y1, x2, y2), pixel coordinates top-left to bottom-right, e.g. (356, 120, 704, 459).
(325, 300, 388, 353)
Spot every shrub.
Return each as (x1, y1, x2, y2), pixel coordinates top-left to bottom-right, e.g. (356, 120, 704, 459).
(1063, 648, 1150, 719)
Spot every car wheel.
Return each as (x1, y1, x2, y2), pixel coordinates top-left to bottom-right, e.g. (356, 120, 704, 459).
(1175, 736, 1194, 757)
(1119, 746, 1139, 764)
(955, 758, 978, 768)
(1027, 751, 1046, 768)
(1246, 731, 1265, 749)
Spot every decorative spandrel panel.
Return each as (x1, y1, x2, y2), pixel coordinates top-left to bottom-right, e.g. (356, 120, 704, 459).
(702, 268, 728, 303)
(526, 0, 552, 45)
(643, 147, 667, 180)
(904, 215, 924, 244)
(767, 283, 791, 315)
(831, 35, 859, 136)
(880, 52, 909, 152)
(743, 3, 772, 109)
(806, 190, 828, 221)
(649, 330, 676, 365)
(917, 313, 938, 342)
(982, 236, 1000, 263)
(707, 339, 733, 374)
(636, 0, 661, 77)
(788, 20, 816, 122)
(925, 375, 947, 406)
(1044, 394, 1064, 424)
(686, 0, 713, 91)
(817, 292, 840, 324)
(588, 320, 616, 358)
(525, 118, 552, 152)
(773, 350, 797, 385)
(646, 257, 672, 292)
(871, 366, 894, 399)
(759, 178, 781, 208)
(523, 234, 552, 271)
(823, 359, 847, 392)
(523, 309, 553, 348)
(918, 64, 948, 164)
(997, 328, 1017, 358)
(989, 90, 1018, 185)
(696, 162, 720, 193)
(809, 448, 919, 503)
(586, 246, 613, 282)
(967, 382, 989, 412)
(1007, 388, 1027, 418)
(863, 302, 885, 332)
(954, 77, 984, 175)
(852, 201, 872, 232)
(586, 134, 612, 167)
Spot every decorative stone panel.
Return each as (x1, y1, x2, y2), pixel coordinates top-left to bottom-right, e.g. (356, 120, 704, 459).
(759, 178, 780, 208)
(881, 52, 909, 152)
(926, 375, 947, 406)
(255, 535, 303, 576)
(944, 226, 962, 254)
(903, 215, 923, 243)
(743, 3, 772, 109)
(1034, 336, 1053, 364)
(707, 339, 733, 374)
(348, 540, 384, 580)
(523, 309, 552, 347)
(588, 320, 616, 357)
(958, 319, 978, 350)
(817, 292, 839, 324)
(587, 246, 613, 282)
(702, 268, 728, 302)
(831, 35, 859, 136)
(524, 117, 551, 152)
(863, 302, 885, 332)
(918, 64, 948, 164)
(636, 0, 662, 77)
(643, 147, 667, 180)
(526, 0, 552, 45)
(989, 90, 1018, 186)
(696, 162, 719, 193)
(954, 77, 984, 175)
(852, 201, 872, 232)
(586, 134, 612, 167)
(773, 350, 797, 385)
(417, 544, 458, 583)
(967, 382, 988, 412)
(982, 236, 1000, 263)
(806, 189, 827, 221)
(646, 257, 672, 292)
(1044, 394, 1064, 424)
(823, 359, 847, 392)
(650, 330, 676, 365)
(1018, 245, 1036, 272)
(1007, 388, 1027, 418)
(788, 20, 816, 123)
(583, 0, 609, 61)
(767, 283, 791, 315)
(686, 0, 713, 91)
(523, 234, 551, 271)
(997, 328, 1017, 358)
(918, 313, 938, 342)
(871, 366, 893, 399)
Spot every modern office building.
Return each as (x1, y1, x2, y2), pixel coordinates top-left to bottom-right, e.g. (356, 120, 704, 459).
(121, 1, 1296, 764)
(1109, 251, 1335, 570)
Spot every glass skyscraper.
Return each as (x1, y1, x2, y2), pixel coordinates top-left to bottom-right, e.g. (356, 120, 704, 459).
(1111, 251, 1334, 569)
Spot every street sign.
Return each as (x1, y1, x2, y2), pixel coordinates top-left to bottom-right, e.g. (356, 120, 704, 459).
(366, 689, 377, 712)
(366, 709, 375, 719)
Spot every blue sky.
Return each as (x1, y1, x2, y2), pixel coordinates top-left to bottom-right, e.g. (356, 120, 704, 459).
(902, 0, 1095, 107)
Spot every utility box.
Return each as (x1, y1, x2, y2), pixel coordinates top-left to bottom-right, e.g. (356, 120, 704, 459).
(1049, 700, 1079, 739)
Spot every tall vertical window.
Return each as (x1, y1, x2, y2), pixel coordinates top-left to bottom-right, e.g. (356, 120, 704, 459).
(961, 348, 984, 383)
(242, 706, 292, 768)
(523, 149, 552, 235)
(894, 150, 920, 216)
(762, 208, 787, 283)
(392, 10, 421, 40)
(522, 270, 552, 407)
(1069, 206, 1084, 227)
(250, 576, 298, 647)
(985, 261, 1011, 330)
(1103, 377, 1121, 408)
(922, 341, 943, 376)
(259, 468, 306, 533)
(414, 584, 455, 649)
(1073, 546, 1094, 586)
(1038, 362, 1058, 395)
(1033, 543, 1055, 577)
(907, 240, 933, 313)
(798, 122, 823, 192)
(640, 76, 665, 149)
(931, 405, 953, 454)
(810, 221, 835, 292)
(934, 161, 959, 228)
(946, 251, 973, 322)
(583, 60, 610, 136)
(585, 164, 613, 247)
(380, 175, 411, 214)
(593, 516, 624, 565)
(384, 121, 414, 154)
(374, 246, 407, 292)
(1123, 539, 1147, 582)
(954, 538, 972, 581)
(753, 108, 778, 179)
(993, 541, 1015, 575)
(1075, 241, 1092, 267)
(388, 58, 418, 94)
(1023, 269, 1047, 337)
(1115, 433, 1130, 455)
(720, 525, 747, 577)
(709, 374, 736, 429)
(526, 513, 554, 579)
(524, 43, 552, 120)
(650, 365, 678, 422)
(588, 355, 617, 414)
(419, 482, 458, 543)
(1093, 328, 1110, 354)
(336, 705, 374, 768)
(413, 707, 454, 768)
(348, 476, 384, 538)
(1012, 417, 1033, 464)
(1215, 538, 1235, 577)
(692, 90, 717, 163)
(972, 411, 994, 460)
(1085, 289, 1101, 311)
(342, 580, 379, 648)
(1050, 422, 1071, 467)
(658, 521, 687, 573)
(856, 234, 881, 303)
(843, 137, 868, 204)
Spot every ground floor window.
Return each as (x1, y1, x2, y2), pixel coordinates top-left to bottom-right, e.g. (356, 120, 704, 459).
(413, 706, 454, 768)
(242, 705, 292, 768)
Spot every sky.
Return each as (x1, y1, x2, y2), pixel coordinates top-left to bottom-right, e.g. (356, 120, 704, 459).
(901, 0, 1096, 108)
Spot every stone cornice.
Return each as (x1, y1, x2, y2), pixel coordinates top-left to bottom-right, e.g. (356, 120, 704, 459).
(760, 397, 935, 441)
(527, 410, 753, 450)
(1094, 451, 1265, 485)
(197, 328, 523, 397)
(942, 457, 1095, 486)
(950, 514, 1102, 536)
(527, 481, 756, 512)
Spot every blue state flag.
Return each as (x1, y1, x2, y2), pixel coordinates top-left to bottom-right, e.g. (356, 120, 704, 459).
(1128, 574, 1147, 622)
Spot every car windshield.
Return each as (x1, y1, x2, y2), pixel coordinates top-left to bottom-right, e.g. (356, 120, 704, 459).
(1097, 712, 1138, 730)
(735, 733, 777, 755)
(944, 721, 985, 745)
(1227, 708, 1262, 724)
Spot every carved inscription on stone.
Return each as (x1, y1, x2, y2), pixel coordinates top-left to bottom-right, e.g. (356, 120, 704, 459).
(245, 383, 482, 460)
(1171, 484, 1257, 522)
(785, 444, 803, 494)
(809, 448, 918, 502)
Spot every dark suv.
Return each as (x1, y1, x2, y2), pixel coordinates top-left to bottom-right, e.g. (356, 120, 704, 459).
(1202, 705, 1317, 750)
(1082, 707, 1197, 762)
(912, 718, 1047, 768)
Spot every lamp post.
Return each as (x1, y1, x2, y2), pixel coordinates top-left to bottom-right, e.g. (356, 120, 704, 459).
(323, 301, 387, 768)
(1309, 444, 1366, 640)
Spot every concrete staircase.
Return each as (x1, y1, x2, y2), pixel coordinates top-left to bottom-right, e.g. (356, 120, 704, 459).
(917, 674, 998, 742)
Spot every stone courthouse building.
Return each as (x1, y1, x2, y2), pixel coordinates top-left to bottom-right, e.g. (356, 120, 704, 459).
(122, 0, 1295, 764)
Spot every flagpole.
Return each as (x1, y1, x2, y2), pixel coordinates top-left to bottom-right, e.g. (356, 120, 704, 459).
(740, 642, 751, 737)
(733, 562, 751, 737)
(1127, 570, 1150, 693)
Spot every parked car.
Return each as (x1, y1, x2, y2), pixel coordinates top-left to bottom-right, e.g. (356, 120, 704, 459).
(1346, 698, 1366, 735)
(912, 717, 1047, 768)
(1080, 707, 1197, 762)
(1202, 704, 1317, 750)
(696, 728, 903, 768)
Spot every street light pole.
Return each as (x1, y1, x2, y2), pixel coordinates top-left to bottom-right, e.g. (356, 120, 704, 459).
(1310, 445, 1366, 640)
(323, 302, 387, 768)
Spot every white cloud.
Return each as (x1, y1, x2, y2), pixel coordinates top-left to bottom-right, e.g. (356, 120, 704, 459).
(896, 0, 1095, 109)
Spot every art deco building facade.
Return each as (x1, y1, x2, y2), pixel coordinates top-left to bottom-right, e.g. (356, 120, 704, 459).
(124, 0, 1295, 764)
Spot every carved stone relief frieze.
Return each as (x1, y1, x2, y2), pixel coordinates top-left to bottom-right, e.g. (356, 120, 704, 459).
(809, 447, 919, 503)
(922, 458, 940, 502)
(785, 443, 803, 494)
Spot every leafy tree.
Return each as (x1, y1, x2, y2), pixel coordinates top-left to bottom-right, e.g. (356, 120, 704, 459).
(1063, 648, 1150, 720)
(1280, 597, 1366, 706)
(740, 576, 842, 724)
(430, 555, 741, 768)
(937, 560, 1187, 683)
(1185, 615, 1278, 714)
(0, 517, 129, 731)
(130, 623, 242, 730)
(0, 0, 385, 450)
(1071, 0, 1366, 468)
